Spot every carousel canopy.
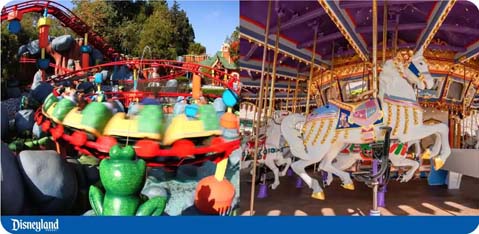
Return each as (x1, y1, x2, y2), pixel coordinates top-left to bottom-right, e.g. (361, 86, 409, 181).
(240, 0, 479, 113)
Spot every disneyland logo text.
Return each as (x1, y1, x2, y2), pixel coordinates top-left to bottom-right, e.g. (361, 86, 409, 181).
(10, 218, 59, 232)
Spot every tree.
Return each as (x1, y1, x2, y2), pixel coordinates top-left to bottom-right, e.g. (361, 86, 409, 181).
(136, 1, 176, 59)
(1, 13, 38, 80)
(106, 1, 154, 54)
(72, 0, 117, 47)
(169, 1, 195, 56)
(227, 26, 240, 63)
(187, 42, 206, 55)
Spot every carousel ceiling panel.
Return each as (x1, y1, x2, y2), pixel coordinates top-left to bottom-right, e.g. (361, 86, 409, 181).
(239, 38, 308, 72)
(239, 57, 309, 80)
(240, 76, 300, 90)
(240, 1, 336, 68)
(239, 22, 329, 68)
(241, 1, 479, 63)
(440, 1, 479, 47)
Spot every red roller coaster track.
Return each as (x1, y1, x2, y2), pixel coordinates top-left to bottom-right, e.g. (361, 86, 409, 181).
(1, 0, 122, 60)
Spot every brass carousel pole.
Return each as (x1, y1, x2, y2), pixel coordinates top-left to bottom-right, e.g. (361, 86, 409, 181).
(371, 0, 380, 216)
(263, 55, 272, 122)
(305, 26, 318, 115)
(268, 14, 282, 117)
(293, 78, 300, 113)
(393, 14, 399, 57)
(319, 67, 325, 105)
(382, 0, 388, 64)
(249, 0, 272, 216)
(462, 64, 472, 147)
(286, 78, 291, 111)
(372, 0, 379, 98)
(261, 73, 271, 124)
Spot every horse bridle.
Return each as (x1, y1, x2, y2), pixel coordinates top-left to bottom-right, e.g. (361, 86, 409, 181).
(272, 111, 287, 125)
(407, 59, 429, 88)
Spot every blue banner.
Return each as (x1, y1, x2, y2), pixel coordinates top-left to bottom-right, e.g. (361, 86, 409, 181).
(1, 216, 478, 234)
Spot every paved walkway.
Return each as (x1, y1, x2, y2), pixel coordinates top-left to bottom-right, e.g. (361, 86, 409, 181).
(240, 170, 479, 216)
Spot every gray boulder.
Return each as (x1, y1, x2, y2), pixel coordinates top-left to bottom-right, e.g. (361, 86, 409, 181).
(30, 80, 53, 102)
(1, 142, 25, 214)
(67, 59, 75, 70)
(32, 123, 45, 139)
(112, 65, 132, 81)
(6, 81, 21, 99)
(142, 177, 168, 199)
(2, 98, 21, 120)
(228, 147, 241, 166)
(91, 49, 104, 64)
(100, 70, 109, 81)
(165, 79, 178, 91)
(17, 37, 53, 57)
(31, 70, 43, 90)
(214, 98, 226, 118)
(24, 39, 40, 56)
(83, 209, 96, 216)
(51, 35, 74, 52)
(15, 109, 35, 135)
(1, 103, 8, 140)
(176, 165, 198, 181)
(77, 82, 94, 93)
(18, 150, 78, 213)
(17, 44, 29, 57)
(65, 157, 87, 190)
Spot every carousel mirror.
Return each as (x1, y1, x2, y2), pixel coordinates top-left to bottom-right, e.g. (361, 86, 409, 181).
(418, 76, 445, 100)
(445, 79, 465, 101)
(471, 92, 479, 109)
(340, 78, 368, 102)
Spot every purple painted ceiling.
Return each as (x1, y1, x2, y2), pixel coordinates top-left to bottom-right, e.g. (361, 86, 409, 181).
(240, 0, 479, 71)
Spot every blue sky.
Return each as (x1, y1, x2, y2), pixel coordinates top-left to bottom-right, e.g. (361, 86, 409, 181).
(4, 0, 238, 56)
(167, 0, 239, 55)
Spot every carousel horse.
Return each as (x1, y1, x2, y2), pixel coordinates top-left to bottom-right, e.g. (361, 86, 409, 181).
(281, 48, 451, 200)
(241, 110, 292, 189)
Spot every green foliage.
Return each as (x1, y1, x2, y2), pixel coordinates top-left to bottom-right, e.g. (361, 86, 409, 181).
(170, 1, 195, 56)
(137, 1, 176, 59)
(1, 0, 203, 84)
(72, 0, 117, 44)
(1, 13, 38, 80)
(175, 76, 189, 83)
(70, 0, 198, 58)
(202, 87, 226, 96)
(187, 42, 206, 55)
(49, 17, 75, 37)
(227, 26, 239, 63)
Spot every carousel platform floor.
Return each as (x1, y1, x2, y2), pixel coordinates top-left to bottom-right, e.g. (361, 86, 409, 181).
(239, 170, 479, 216)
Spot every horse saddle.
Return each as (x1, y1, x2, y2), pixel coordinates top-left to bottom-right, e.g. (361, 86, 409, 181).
(330, 98, 383, 130)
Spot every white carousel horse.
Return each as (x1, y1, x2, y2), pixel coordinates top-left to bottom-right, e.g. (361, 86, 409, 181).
(281, 48, 451, 200)
(241, 110, 292, 189)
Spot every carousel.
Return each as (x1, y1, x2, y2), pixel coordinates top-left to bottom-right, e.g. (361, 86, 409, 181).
(239, 0, 479, 216)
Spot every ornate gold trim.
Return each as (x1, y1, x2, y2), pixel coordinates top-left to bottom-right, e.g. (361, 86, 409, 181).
(313, 119, 326, 145)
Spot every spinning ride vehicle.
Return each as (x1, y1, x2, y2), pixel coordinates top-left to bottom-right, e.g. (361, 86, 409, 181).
(35, 60, 241, 168)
